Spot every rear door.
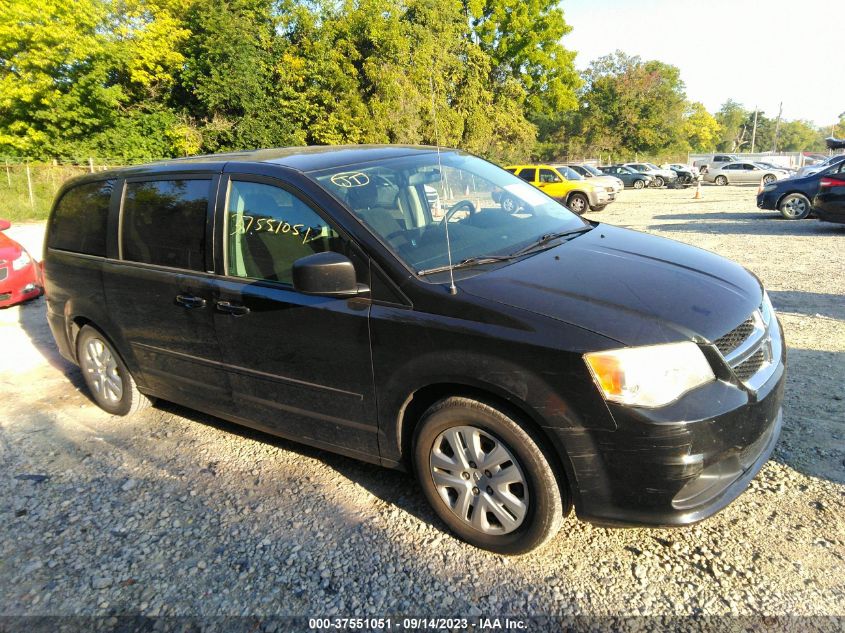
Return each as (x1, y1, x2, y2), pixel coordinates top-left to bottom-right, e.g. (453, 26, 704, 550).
(210, 173, 379, 460)
(102, 174, 231, 412)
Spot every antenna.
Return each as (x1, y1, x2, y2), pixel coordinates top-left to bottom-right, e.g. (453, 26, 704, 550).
(429, 73, 457, 295)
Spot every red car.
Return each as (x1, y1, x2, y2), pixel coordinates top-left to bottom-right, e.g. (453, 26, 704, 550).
(0, 219, 43, 308)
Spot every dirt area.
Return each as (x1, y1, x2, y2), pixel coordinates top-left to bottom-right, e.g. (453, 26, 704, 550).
(1, 184, 844, 623)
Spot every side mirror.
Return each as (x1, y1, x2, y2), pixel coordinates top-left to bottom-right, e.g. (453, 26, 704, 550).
(292, 252, 368, 297)
(0, 219, 10, 231)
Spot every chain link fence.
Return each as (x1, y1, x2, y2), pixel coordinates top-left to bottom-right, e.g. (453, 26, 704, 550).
(1, 159, 128, 222)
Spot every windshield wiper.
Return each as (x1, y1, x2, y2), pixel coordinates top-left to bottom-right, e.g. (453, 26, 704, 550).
(510, 226, 593, 257)
(418, 255, 516, 276)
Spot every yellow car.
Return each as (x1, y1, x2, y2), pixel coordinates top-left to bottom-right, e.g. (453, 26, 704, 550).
(503, 164, 613, 215)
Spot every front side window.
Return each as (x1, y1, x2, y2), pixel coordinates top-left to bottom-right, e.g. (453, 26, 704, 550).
(311, 152, 587, 274)
(49, 180, 114, 256)
(122, 179, 210, 271)
(225, 180, 339, 285)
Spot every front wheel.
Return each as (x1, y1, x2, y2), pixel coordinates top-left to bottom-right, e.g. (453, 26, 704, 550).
(633, 179, 645, 190)
(77, 326, 153, 416)
(413, 397, 565, 555)
(715, 175, 728, 186)
(566, 192, 589, 215)
(652, 176, 664, 188)
(590, 204, 607, 212)
(778, 193, 811, 220)
(763, 174, 777, 185)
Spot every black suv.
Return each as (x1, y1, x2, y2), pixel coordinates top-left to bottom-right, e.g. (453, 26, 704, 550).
(44, 146, 785, 554)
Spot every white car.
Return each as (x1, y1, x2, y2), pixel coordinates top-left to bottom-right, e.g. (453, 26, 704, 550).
(794, 154, 845, 178)
(704, 162, 790, 186)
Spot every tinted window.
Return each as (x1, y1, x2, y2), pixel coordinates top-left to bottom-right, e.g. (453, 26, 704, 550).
(49, 180, 114, 256)
(122, 179, 210, 271)
(517, 169, 535, 182)
(226, 181, 339, 285)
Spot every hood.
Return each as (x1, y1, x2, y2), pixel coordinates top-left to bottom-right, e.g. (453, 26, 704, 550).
(0, 232, 23, 262)
(459, 224, 762, 347)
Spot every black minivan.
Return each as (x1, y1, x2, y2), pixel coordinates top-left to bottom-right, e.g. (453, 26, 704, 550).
(44, 146, 785, 554)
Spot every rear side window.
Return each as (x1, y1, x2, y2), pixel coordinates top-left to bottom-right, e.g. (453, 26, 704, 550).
(517, 169, 535, 182)
(49, 180, 114, 256)
(121, 179, 210, 271)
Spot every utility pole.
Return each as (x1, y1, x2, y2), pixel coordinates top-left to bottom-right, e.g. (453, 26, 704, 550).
(771, 102, 783, 153)
(751, 107, 758, 154)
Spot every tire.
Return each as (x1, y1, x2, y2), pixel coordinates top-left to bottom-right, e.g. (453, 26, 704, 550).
(715, 175, 728, 186)
(566, 192, 589, 215)
(590, 204, 607, 212)
(763, 174, 777, 185)
(653, 176, 664, 188)
(413, 397, 566, 555)
(500, 195, 518, 213)
(778, 193, 811, 220)
(77, 325, 153, 416)
(633, 179, 645, 190)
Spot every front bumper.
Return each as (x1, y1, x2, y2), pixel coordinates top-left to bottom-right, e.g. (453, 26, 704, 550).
(0, 264, 42, 308)
(757, 190, 779, 210)
(550, 327, 786, 527)
(587, 190, 610, 207)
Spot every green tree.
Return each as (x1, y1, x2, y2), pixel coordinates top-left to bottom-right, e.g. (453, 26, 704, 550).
(776, 120, 825, 152)
(714, 99, 749, 152)
(0, 0, 123, 158)
(575, 51, 687, 157)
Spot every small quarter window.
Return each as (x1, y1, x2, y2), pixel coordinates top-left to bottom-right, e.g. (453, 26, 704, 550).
(121, 179, 210, 271)
(225, 180, 339, 284)
(48, 180, 114, 256)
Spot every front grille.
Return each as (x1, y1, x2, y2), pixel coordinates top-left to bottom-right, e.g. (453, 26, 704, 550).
(714, 317, 755, 355)
(733, 348, 765, 381)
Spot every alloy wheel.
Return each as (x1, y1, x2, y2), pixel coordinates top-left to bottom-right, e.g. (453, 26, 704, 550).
(83, 338, 123, 403)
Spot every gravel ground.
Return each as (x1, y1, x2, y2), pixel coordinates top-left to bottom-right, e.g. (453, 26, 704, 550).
(1, 184, 844, 626)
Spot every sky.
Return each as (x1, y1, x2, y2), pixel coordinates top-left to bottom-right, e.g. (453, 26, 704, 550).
(561, 0, 845, 128)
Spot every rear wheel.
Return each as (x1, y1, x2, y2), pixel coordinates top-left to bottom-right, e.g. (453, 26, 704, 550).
(566, 192, 589, 215)
(715, 175, 728, 186)
(77, 326, 152, 416)
(633, 179, 645, 190)
(413, 397, 565, 555)
(778, 193, 811, 220)
(652, 176, 664, 188)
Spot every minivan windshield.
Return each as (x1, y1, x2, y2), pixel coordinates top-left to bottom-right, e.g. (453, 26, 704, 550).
(311, 152, 588, 275)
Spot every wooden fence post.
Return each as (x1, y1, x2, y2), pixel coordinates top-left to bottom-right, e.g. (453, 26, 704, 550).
(88, 157, 95, 173)
(4, 160, 10, 187)
(26, 162, 35, 208)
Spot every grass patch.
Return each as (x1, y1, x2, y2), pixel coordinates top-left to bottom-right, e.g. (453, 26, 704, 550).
(0, 163, 98, 222)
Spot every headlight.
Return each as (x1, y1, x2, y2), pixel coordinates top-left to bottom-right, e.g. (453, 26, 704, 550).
(12, 251, 31, 271)
(584, 341, 715, 408)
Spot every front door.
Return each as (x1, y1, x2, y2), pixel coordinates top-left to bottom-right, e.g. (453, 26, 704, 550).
(103, 176, 231, 412)
(211, 176, 379, 460)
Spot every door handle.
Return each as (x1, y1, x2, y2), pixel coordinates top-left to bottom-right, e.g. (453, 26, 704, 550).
(216, 300, 250, 316)
(175, 294, 207, 309)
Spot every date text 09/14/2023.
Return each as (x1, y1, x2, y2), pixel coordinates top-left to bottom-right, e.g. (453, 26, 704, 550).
(308, 617, 528, 630)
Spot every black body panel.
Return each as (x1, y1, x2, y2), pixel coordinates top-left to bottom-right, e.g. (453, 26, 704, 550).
(42, 145, 787, 530)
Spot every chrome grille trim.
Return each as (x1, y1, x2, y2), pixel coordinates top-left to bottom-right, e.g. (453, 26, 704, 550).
(713, 307, 780, 392)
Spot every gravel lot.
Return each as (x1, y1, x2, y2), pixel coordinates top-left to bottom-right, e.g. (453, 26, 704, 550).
(1, 184, 844, 625)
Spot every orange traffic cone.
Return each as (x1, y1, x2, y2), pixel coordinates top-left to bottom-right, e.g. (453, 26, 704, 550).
(693, 179, 702, 199)
(757, 176, 765, 194)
